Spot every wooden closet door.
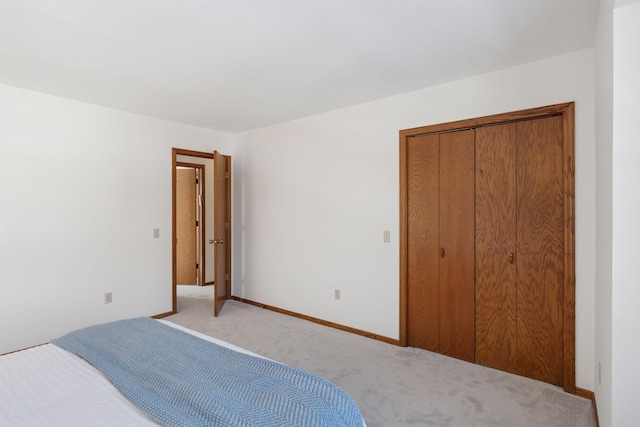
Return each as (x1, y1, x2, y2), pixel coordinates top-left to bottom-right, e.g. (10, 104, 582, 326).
(401, 103, 574, 391)
(406, 134, 440, 351)
(439, 129, 476, 362)
(475, 123, 518, 372)
(516, 116, 564, 386)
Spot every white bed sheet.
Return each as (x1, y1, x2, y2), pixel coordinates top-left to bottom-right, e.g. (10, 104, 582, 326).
(0, 320, 263, 427)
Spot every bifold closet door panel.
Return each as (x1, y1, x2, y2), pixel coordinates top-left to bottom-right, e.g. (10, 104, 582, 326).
(475, 123, 518, 373)
(439, 129, 476, 362)
(516, 116, 564, 386)
(406, 134, 440, 351)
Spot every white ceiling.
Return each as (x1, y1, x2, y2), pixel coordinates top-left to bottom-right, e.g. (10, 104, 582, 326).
(0, 0, 601, 133)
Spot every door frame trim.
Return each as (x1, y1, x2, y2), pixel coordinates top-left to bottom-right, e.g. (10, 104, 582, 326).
(399, 102, 575, 393)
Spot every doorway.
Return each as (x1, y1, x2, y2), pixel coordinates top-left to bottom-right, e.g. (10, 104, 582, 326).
(172, 148, 232, 316)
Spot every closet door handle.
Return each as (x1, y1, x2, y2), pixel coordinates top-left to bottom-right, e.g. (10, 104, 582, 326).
(509, 252, 514, 264)
(440, 248, 445, 259)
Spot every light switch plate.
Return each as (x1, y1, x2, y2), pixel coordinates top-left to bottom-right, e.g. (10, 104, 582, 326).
(153, 228, 160, 238)
(383, 230, 391, 242)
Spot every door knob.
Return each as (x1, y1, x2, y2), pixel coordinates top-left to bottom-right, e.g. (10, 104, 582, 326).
(209, 239, 214, 244)
(214, 239, 224, 244)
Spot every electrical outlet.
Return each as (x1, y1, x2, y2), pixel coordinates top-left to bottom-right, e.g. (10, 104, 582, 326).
(104, 292, 112, 304)
(334, 289, 341, 300)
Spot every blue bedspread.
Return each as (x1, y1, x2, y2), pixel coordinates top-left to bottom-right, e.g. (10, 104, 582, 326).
(52, 317, 363, 427)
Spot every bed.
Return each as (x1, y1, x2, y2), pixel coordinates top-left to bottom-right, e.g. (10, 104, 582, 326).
(0, 318, 364, 426)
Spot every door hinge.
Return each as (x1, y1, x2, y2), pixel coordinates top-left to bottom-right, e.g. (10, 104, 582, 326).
(225, 172, 229, 179)
(225, 273, 230, 281)
(225, 222, 229, 230)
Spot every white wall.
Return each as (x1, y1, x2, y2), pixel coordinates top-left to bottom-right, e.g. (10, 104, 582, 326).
(612, 2, 640, 425)
(232, 49, 597, 390)
(0, 83, 231, 354)
(594, 0, 615, 425)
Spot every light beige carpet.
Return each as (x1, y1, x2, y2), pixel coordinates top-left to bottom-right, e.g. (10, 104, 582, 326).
(165, 285, 596, 427)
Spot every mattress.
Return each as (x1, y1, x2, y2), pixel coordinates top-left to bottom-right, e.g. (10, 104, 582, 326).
(0, 320, 285, 427)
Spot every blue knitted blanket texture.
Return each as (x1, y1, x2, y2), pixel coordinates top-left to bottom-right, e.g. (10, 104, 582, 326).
(52, 317, 363, 427)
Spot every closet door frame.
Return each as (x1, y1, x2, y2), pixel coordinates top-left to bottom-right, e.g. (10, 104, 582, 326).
(399, 102, 575, 393)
